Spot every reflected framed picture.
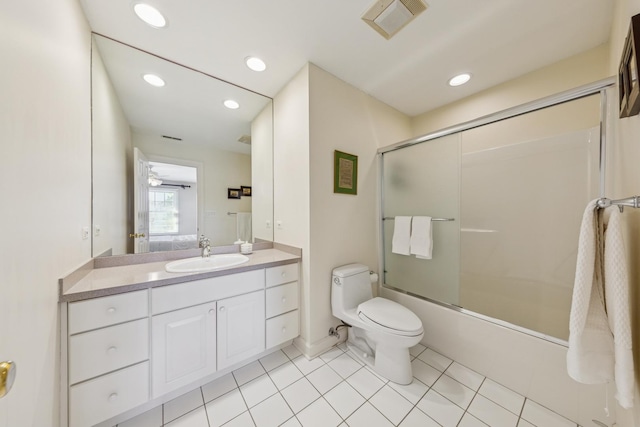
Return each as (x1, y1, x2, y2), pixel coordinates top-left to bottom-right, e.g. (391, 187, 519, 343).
(619, 13, 640, 118)
(241, 186, 252, 197)
(228, 188, 241, 199)
(334, 150, 358, 195)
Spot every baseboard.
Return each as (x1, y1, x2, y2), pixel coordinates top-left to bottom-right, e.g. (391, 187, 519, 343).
(293, 334, 345, 359)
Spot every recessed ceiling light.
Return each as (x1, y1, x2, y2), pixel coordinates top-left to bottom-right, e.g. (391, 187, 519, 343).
(448, 73, 471, 87)
(133, 3, 167, 28)
(245, 56, 267, 72)
(224, 100, 240, 109)
(143, 74, 165, 87)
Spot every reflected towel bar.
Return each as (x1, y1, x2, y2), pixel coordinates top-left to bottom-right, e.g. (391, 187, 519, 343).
(383, 217, 455, 221)
(596, 196, 640, 212)
(227, 212, 237, 215)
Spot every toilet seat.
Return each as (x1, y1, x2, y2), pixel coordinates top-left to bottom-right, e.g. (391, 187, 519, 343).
(357, 297, 423, 337)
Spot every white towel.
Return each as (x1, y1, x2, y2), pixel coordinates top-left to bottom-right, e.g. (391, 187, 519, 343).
(567, 200, 634, 408)
(410, 216, 433, 259)
(391, 216, 412, 255)
(236, 212, 252, 243)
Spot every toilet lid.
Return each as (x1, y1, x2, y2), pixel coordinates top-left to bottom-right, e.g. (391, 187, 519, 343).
(357, 298, 423, 336)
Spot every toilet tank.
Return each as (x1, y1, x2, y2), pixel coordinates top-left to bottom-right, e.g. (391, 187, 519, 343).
(331, 264, 373, 316)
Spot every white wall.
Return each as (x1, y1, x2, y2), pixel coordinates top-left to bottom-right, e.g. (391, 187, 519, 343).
(92, 38, 133, 256)
(0, 1, 91, 426)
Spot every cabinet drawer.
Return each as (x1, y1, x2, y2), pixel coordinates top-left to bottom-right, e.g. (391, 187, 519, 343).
(266, 310, 299, 348)
(69, 290, 148, 335)
(69, 361, 149, 427)
(265, 282, 298, 318)
(69, 319, 149, 385)
(152, 270, 264, 315)
(266, 263, 299, 288)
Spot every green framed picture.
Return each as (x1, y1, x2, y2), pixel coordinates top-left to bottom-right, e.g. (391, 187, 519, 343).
(334, 150, 358, 195)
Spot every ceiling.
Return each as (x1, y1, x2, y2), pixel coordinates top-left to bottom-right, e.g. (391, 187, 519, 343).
(80, 0, 614, 117)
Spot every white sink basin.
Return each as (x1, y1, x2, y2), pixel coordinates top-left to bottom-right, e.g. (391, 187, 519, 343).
(165, 254, 249, 273)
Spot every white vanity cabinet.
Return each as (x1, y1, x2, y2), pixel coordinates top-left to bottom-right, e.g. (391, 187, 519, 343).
(62, 260, 300, 427)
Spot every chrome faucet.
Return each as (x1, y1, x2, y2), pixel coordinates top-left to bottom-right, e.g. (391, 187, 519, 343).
(199, 235, 211, 258)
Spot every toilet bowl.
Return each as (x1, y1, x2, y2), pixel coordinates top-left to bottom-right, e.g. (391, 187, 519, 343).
(331, 263, 424, 384)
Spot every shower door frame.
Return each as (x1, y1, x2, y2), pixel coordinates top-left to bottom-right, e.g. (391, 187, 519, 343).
(377, 77, 615, 345)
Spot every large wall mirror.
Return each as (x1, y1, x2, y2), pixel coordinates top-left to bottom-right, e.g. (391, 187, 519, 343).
(92, 34, 273, 257)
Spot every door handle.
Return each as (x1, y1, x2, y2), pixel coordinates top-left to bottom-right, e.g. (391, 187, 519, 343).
(0, 361, 16, 399)
(128, 233, 146, 238)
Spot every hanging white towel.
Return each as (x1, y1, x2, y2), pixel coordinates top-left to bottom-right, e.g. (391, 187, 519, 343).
(410, 216, 433, 259)
(392, 216, 412, 255)
(567, 200, 634, 409)
(236, 212, 252, 243)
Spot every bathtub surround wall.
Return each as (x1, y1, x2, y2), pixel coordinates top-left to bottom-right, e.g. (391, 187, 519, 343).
(273, 63, 411, 357)
(0, 1, 92, 426)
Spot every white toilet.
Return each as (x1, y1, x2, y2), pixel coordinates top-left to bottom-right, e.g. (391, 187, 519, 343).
(331, 263, 424, 384)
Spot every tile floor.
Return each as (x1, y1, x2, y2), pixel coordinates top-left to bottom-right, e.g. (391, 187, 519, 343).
(117, 343, 582, 427)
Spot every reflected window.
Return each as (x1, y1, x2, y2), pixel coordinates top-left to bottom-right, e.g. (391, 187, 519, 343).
(149, 188, 179, 234)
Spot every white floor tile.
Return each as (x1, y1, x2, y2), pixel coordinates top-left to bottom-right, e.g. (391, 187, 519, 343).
(478, 379, 525, 415)
(233, 361, 266, 386)
(305, 364, 343, 394)
(259, 350, 290, 372)
(369, 385, 414, 425)
(409, 343, 426, 357)
(206, 389, 248, 427)
(166, 407, 209, 427)
(118, 406, 162, 427)
(280, 378, 321, 414)
(222, 411, 256, 427)
(521, 400, 577, 427)
(418, 348, 453, 372)
(346, 402, 394, 427)
(164, 389, 204, 424)
(398, 408, 440, 427)
(362, 365, 389, 383)
(280, 417, 302, 427)
(202, 373, 238, 403)
(411, 358, 442, 387)
(467, 394, 518, 427)
(416, 389, 464, 427)
(249, 393, 294, 427)
(517, 420, 536, 427)
(327, 353, 361, 379)
(319, 346, 344, 363)
(388, 378, 429, 404)
(444, 362, 485, 391)
(282, 344, 302, 360)
(459, 413, 490, 427)
(337, 342, 348, 352)
(268, 361, 303, 390)
(346, 367, 385, 399)
(295, 397, 342, 427)
(292, 355, 325, 375)
(432, 374, 475, 409)
(239, 374, 278, 408)
(323, 381, 365, 419)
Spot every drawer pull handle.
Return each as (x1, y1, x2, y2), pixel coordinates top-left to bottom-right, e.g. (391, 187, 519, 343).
(219, 306, 225, 312)
(107, 307, 116, 314)
(107, 346, 117, 355)
(209, 309, 215, 315)
(108, 393, 118, 402)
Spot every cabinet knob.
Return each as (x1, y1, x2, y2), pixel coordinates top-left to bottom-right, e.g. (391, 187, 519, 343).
(281, 297, 286, 303)
(219, 306, 225, 312)
(209, 309, 215, 315)
(281, 272, 286, 277)
(107, 346, 117, 355)
(108, 393, 118, 402)
(107, 307, 116, 314)
(281, 327, 286, 333)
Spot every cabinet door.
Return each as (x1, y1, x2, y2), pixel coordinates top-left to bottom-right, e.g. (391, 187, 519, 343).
(151, 302, 216, 397)
(217, 291, 265, 370)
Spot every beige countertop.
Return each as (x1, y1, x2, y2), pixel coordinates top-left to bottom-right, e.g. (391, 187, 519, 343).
(60, 248, 300, 303)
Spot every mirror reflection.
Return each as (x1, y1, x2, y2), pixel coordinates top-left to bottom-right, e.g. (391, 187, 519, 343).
(91, 34, 273, 257)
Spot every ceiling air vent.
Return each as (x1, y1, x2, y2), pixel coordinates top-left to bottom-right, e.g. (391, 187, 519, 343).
(362, 0, 428, 40)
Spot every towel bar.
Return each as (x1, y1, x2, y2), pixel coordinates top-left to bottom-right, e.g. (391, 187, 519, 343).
(383, 217, 455, 221)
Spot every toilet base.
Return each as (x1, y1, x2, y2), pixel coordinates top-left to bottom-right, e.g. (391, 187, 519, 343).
(346, 328, 416, 385)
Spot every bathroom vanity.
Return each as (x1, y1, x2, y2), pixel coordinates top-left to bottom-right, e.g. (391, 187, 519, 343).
(59, 248, 300, 427)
